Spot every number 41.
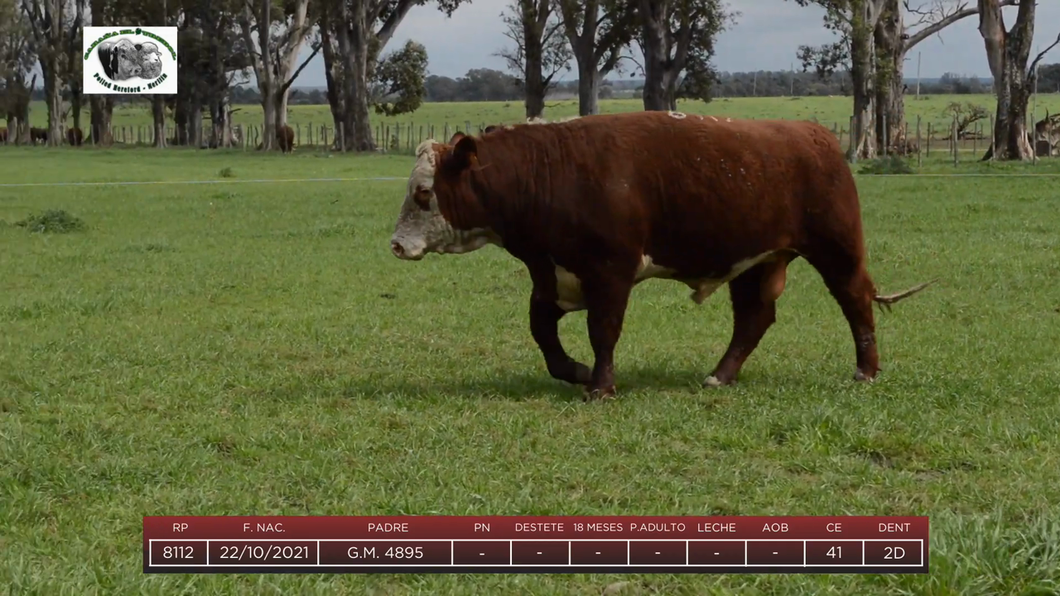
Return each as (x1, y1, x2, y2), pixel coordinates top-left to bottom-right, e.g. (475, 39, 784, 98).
(826, 546, 842, 558)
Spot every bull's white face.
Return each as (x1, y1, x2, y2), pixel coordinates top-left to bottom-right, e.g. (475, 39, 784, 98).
(139, 44, 163, 79)
(390, 140, 495, 260)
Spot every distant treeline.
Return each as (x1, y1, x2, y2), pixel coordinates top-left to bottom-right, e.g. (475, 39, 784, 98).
(23, 65, 1060, 107)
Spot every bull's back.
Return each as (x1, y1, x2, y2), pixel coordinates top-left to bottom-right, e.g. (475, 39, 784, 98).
(561, 112, 859, 275)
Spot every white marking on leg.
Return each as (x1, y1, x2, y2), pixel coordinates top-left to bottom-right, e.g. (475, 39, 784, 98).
(703, 375, 723, 388)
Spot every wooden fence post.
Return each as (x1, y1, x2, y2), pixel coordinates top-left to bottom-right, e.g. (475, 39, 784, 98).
(916, 115, 922, 168)
(848, 115, 857, 163)
(340, 122, 346, 152)
(952, 116, 958, 166)
(987, 115, 994, 161)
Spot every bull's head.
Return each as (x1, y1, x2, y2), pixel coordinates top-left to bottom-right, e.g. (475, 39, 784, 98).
(138, 42, 163, 79)
(390, 133, 497, 261)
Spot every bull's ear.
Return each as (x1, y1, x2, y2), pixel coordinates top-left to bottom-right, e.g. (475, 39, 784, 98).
(448, 135, 478, 172)
(449, 131, 466, 144)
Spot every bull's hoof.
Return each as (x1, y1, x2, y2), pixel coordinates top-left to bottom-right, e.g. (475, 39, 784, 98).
(703, 374, 734, 388)
(853, 369, 877, 382)
(583, 386, 617, 402)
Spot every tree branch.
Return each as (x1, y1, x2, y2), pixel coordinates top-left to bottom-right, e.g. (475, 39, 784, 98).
(377, 0, 418, 52)
(1028, 30, 1060, 77)
(907, 0, 1016, 49)
(279, 41, 321, 95)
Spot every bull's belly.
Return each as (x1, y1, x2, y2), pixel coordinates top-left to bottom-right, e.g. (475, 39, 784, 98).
(554, 251, 779, 312)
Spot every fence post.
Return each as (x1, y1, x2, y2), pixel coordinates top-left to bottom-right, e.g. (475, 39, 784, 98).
(848, 115, 857, 164)
(952, 116, 958, 166)
(340, 121, 346, 153)
(973, 121, 978, 155)
(916, 115, 922, 168)
(444, 122, 450, 141)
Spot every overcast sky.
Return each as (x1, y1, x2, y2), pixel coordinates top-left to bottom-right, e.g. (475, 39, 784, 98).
(278, 0, 1060, 87)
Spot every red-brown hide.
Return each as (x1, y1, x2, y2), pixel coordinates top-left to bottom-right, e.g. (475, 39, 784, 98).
(66, 127, 84, 146)
(424, 111, 933, 399)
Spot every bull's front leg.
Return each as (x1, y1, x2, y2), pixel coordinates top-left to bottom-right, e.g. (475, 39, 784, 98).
(529, 297, 591, 385)
(581, 273, 635, 401)
(526, 263, 591, 386)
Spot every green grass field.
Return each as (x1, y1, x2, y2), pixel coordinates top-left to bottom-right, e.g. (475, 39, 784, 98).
(2, 121, 1060, 593)
(8, 93, 1060, 154)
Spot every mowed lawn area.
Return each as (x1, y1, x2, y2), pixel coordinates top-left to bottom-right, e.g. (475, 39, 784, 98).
(2, 147, 1060, 595)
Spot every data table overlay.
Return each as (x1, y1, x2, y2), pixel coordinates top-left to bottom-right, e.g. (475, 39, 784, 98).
(143, 516, 928, 574)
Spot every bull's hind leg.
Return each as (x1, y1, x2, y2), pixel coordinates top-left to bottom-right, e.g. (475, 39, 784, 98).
(527, 262, 591, 385)
(806, 254, 880, 381)
(706, 258, 790, 387)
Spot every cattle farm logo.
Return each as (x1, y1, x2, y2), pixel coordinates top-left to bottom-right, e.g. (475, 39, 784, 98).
(83, 26, 177, 95)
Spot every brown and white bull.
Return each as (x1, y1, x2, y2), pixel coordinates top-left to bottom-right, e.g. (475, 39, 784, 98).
(389, 111, 934, 400)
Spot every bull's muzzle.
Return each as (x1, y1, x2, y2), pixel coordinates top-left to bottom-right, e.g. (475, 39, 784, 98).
(390, 239, 424, 261)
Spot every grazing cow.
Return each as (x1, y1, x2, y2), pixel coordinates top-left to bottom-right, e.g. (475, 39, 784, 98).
(277, 123, 295, 153)
(257, 124, 295, 152)
(389, 111, 936, 400)
(29, 127, 48, 144)
(66, 127, 84, 146)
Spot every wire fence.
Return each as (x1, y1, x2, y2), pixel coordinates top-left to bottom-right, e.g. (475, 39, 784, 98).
(2, 115, 1058, 162)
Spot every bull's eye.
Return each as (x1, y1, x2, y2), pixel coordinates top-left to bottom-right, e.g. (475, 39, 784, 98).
(413, 187, 431, 210)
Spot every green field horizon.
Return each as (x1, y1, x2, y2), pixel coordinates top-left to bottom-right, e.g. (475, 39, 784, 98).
(8, 93, 1060, 142)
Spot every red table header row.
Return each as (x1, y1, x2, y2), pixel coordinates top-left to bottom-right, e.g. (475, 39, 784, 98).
(143, 516, 929, 540)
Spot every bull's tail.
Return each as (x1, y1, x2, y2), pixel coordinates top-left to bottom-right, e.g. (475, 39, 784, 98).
(873, 279, 937, 313)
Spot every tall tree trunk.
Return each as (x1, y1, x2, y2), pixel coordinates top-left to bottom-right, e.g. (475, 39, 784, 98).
(849, 20, 877, 159)
(574, 60, 599, 116)
(991, 56, 1034, 159)
(340, 2, 375, 152)
(978, 0, 1038, 160)
(152, 96, 167, 148)
(874, 0, 902, 153)
(261, 89, 277, 150)
(321, 23, 345, 145)
(274, 88, 289, 128)
(523, 27, 546, 118)
(189, 99, 203, 147)
(89, 95, 112, 145)
(173, 97, 189, 144)
(71, 92, 82, 130)
(637, 0, 689, 112)
(43, 63, 62, 146)
(639, 15, 669, 112)
(211, 94, 233, 148)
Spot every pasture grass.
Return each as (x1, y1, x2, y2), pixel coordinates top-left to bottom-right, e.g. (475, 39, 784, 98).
(2, 147, 1060, 595)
